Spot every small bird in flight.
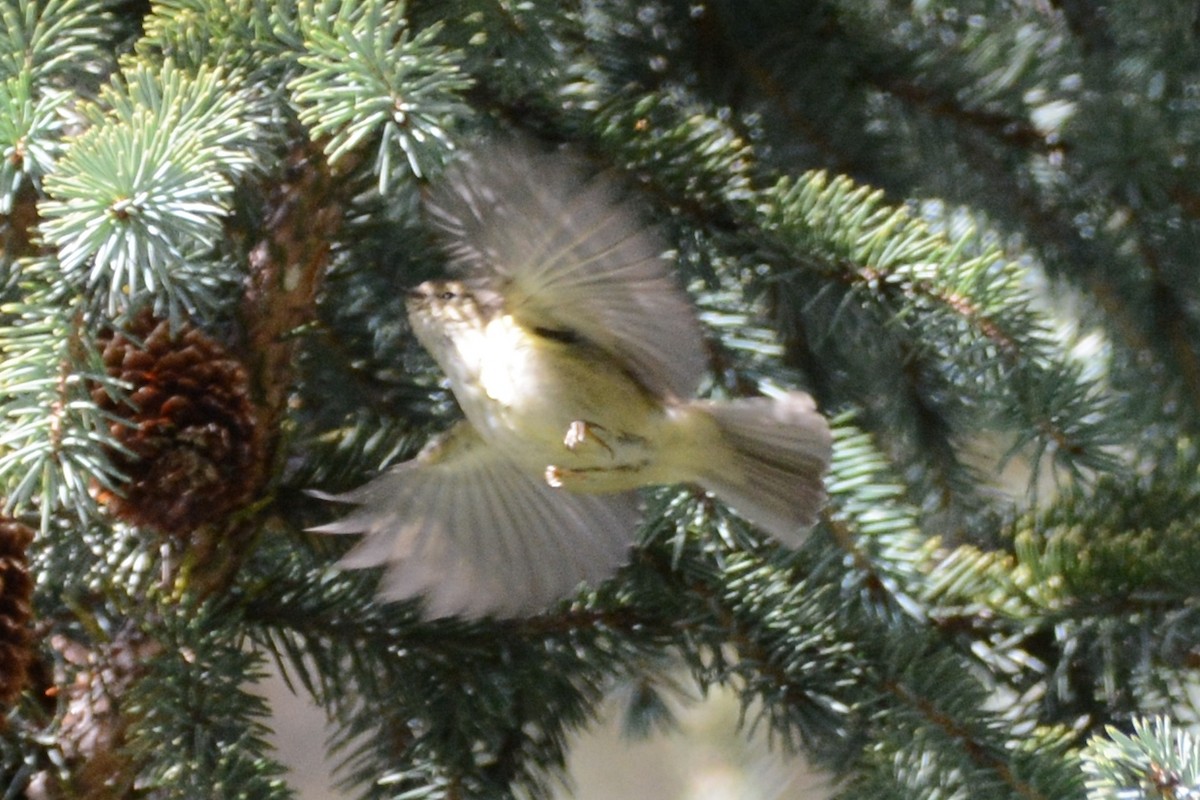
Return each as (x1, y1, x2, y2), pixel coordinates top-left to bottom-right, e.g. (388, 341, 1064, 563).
(317, 138, 831, 619)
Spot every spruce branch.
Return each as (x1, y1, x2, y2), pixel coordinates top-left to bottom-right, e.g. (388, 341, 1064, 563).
(242, 554, 647, 800)
(39, 61, 261, 320)
(759, 171, 1122, 482)
(876, 671, 1059, 800)
(239, 137, 346, 462)
(916, 444, 1200, 734)
(0, 291, 125, 530)
(0, 0, 115, 87)
(119, 603, 290, 799)
(290, 0, 471, 191)
(595, 92, 757, 214)
(820, 421, 930, 618)
(137, 0, 288, 75)
(630, 517, 1073, 800)
(1083, 717, 1200, 800)
(0, 74, 67, 213)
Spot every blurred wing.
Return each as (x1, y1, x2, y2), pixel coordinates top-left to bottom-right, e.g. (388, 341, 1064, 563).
(313, 423, 641, 619)
(427, 137, 707, 399)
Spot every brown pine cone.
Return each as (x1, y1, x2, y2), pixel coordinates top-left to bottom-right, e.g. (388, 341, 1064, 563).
(0, 518, 34, 708)
(91, 312, 264, 535)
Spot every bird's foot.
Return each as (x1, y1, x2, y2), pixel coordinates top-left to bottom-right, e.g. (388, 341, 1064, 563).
(545, 465, 567, 488)
(564, 420, 614, 456)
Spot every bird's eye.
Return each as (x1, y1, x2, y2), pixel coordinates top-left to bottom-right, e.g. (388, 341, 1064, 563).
(438, 290, 457, 301)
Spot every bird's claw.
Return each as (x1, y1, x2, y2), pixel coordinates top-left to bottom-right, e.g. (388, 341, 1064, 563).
(564, 420, 614, 456)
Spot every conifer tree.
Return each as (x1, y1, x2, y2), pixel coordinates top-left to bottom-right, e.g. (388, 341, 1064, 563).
(0, 1, 1198, 798)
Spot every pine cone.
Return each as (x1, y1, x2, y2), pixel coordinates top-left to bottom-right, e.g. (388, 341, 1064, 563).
(0, 518, 34, 708)
(92, 312, 264, 535)
(50, 630, 161, 798)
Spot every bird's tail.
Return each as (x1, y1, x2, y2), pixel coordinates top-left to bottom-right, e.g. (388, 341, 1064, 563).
(687, 392, 832, 546)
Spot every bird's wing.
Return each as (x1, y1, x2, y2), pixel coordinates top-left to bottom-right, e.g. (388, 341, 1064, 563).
(426, 137, 707, 399)
(313, 422, 641, 619)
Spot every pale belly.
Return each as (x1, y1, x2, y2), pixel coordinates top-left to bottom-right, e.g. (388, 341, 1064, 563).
(451, 330, 672, 492)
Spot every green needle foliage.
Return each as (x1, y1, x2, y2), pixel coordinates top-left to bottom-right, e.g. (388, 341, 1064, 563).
(0, 0, 114, 83)
(1, 1, 1199, 799)
(39, 61, 262, 318)
(291, 0, 471, 187)
(1084, 718, 1200, 800)
(0, 74, 67, 208)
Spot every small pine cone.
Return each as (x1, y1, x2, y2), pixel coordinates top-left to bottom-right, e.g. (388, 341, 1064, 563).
(52, 630, 161, 795)
(92, 312, 264, 535)
(0, 518, 34, 707)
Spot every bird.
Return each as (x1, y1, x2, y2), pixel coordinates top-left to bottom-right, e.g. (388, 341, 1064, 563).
(315, 137, 832, 619)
